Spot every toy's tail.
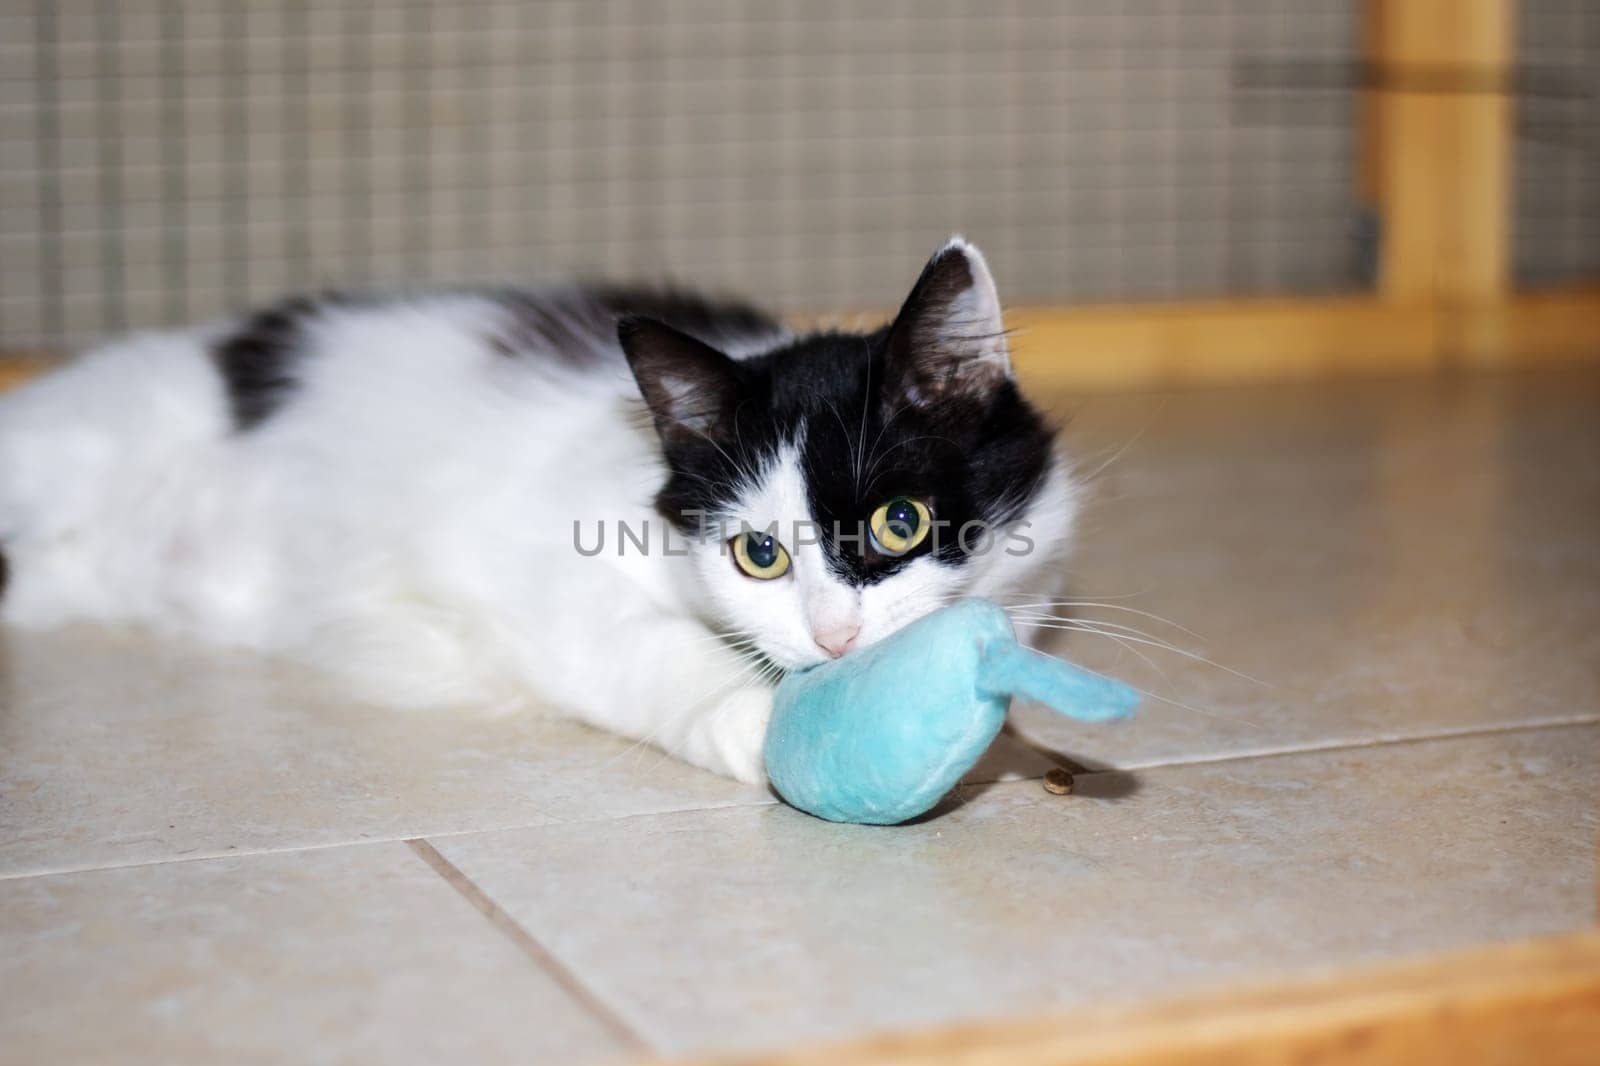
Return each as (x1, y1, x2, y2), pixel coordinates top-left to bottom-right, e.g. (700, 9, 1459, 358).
(976, 638, 1139, 722)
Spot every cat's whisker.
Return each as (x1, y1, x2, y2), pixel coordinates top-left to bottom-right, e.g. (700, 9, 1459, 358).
(656, 636, 761, 663)
(859, 399, 915, 491)
(1000, 598, 1208, 643)
(658, 410, 752, 486)
(1007, 622, 1262, 727)
(606, 645, 774, 771)
(1006, 610, 1180, 646)
(1007, 617, 1170, 682)
(641, 657, 779, 779)
(622, 659, 772, 775)
(1010, 613, 1191, 654)
(672, 624, 761, 640)
(1117, 681, 1262, 728)
(670, 629, 762, 650)
(1009, 614, 1221, 672)
(1009, 616, 1270, 689)
(1002, 587, 1152, 603)
(817, 393, 859, 494)
(854, 337, 872, 497)
(1072, 418, 1155, 485)
(672, 647, 787, 748)
(666, 467, 726, 491)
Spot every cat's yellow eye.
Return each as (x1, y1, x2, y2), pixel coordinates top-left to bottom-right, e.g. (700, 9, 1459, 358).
(730, 530, 792, 580)
(869, 496, 932, 556)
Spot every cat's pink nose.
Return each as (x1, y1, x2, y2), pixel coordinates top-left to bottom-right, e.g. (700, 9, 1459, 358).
(813, 623, 860, 659)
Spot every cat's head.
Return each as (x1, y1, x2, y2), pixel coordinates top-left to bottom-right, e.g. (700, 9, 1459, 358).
(621, 239, 1074, 670)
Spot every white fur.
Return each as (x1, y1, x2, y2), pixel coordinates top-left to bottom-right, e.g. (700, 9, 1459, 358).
(0, 281, 1074, 784)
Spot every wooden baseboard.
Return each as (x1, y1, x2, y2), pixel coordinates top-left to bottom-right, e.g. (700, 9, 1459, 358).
(675, 931, 1600, 1066)
(1006, 286, 1600, 392)
(1006, 297, 1440, 391)
(0, 355, 51, 392)
(1447, 284, 1600, 369)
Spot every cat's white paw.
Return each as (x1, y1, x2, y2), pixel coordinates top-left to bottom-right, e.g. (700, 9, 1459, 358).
(703, 686, 773, 785)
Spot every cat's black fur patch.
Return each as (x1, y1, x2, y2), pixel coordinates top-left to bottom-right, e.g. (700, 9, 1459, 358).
(0, 545, 9, 601)
(214, 285, 781, 431)
(625, 296, 1056, 589)
(587, 285, 782, 346)
(213, 294, 331, 430)
(802, 333, 1053, 585)
(493, 285, 783, 365)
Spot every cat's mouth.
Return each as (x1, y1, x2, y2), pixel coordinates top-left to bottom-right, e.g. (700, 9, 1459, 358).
(758, 645, 826, 674)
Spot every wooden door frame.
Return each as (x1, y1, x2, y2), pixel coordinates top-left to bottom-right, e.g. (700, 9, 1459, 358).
(1002, 0, 1595, 392)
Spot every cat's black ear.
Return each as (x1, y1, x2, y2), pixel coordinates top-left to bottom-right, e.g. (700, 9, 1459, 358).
(619, 316, 741, 444)
(884, 238, 1012, 407)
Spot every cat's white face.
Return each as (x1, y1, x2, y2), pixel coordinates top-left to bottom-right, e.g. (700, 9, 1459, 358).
(625, 238, 1074, 672)
(685, 444, 1078, 671)
(687, 444, 958, 669)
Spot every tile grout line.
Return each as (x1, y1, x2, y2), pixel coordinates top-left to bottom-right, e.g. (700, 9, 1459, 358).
(405, 838, 654, 1057)
(1045, 714, 1600, 776)
(3, 715, 1594, 885)
(0, 797, 778, 883)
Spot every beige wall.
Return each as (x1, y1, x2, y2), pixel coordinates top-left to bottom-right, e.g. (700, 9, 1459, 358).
(1, 0, 1377, 353)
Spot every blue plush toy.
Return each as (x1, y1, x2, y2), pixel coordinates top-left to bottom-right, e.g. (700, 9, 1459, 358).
(763, 599, 1138, 825)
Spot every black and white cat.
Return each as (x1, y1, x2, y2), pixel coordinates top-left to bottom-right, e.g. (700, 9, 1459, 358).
(0, 239, 1076, 782)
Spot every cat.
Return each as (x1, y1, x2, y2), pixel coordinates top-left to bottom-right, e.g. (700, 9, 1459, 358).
(0, 238, 1076, 783)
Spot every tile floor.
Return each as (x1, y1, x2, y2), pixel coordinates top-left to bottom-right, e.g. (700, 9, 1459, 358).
(2, 369, 1597, 1063)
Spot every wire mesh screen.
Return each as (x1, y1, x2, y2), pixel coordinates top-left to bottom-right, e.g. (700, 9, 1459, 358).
(1515, 0, 1600, 288)
(1, 0, 1364, 353)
